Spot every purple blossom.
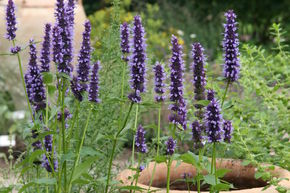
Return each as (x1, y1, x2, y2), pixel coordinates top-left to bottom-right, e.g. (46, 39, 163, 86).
(192, 43, 206, 106)
(70, 76, 82, 101)
(139, 165, 145, 172)
(57, 108, 72, 128)
(223, 10, 240, 82)
(205, 99, 223, 143)
(191, 121, 204, 149)
(40, 23, 52, 73)
(32, 129, 42, 151)
(153, 62, 166, 102)
(128, 15, 147, 103)
(77, 20, 92, 92)
(223, 120, 233, 143)
(65, 0, 75, 29)
(88, 61, 100, 103)
(120, 22, 130, 62)
(5, 0, 17, 40)
(52, 26, 63, 65)
(42, 128, 58, 172)
(135, 125, 147, 153)
(169, 35, 187, 130)
(165, 137, 176, 156)
(10, 46, 21, 54)
(207, 89, 216, 101)
(25, 39, 46, 111)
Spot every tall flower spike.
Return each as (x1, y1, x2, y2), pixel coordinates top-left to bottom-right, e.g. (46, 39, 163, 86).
(65, 0, 75, 29)
(191, 121, 204, 149)
(153, 62, 166, 102)
(223, 120, 233, 143)
(192, 43, 206, 105)
(128, 15, 147, 103)
(5, 0, 17, 40)
(77, 20, 92, 92)
(223, 10, 240, 82)
(120, 22, 130, 62)
(88, 61, 100, 103)
(40, 23, 52, 73)
(165, 137, 176, 155)
(32, 129, 42, 151)
(25, 39, 46, 111)
(169, 35, 187, 130)
(70, 76, 82, 101)
(205, 99, 223, 143)
(207, 89, 215, 101)
(42, 128, 58, 172)
(52, 26, 63, 65)
(135, 125, 147, 153)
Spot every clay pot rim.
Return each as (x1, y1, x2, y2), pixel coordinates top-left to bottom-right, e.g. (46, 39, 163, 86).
(117, 158, 290, 193)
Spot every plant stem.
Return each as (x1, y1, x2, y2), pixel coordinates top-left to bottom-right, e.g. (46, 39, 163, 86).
(210, 143, 217, 193)
(148, 104, 162, 191)
(12, 40, 34, 121)
(131, 104, 139, 166)
(221, 80, 230, 108)
(105, 102, 134, 193)
(68, 107, 92, 192)
(166, 157, 172, 193)
(37, 165, 40, 193)
(197, 148, 202, 193)
(66, 101, 80, 149)
(133, 154, 141, 193)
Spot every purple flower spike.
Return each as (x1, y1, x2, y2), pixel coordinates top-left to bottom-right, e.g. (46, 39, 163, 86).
(191, 121, 204, 149)
(207, 89, 216, 101)
(88, 61, 100, 103)
(128, 15, 147, 103)
(42, 128, 58, 172)
(165, 137, 176, 156)
(120, 22, 130, 62)
(70, 76, 82, 101)
(77, 20, 92, 92)
(169, 35, 187, 130)
(32, 129, 42, 151)
(10, 46, 21, 54)
(153, 62, 166, 102)
(223, 120, 233, 143)
(52, 26, 63, 65)
(40, 23, 52, 73)
(205, 99, 223, 143)
(65, 0, 75, 29)
(135, 125, 147, 153)
(192, 43, 206, 106)
(25, 39, 46, 111)
(223, 10, 240, 82)
(5, 0, 17, 40)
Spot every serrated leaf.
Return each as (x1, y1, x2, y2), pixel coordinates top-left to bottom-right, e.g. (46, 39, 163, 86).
(195, 100, 210, 107)
(214, 183, 231, 191)
(204, 174, 216, 185)
(72, 156, 98, 182)
(180, 152, 198, 168)
(155, 155, 167, 163)
(216, 168, 231, 178)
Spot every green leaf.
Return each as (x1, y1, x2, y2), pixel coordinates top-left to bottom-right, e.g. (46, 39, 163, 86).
(216, 168, 231, 178)
(180, 152, 198, 168)
(29, 149, 45, 164)
(48, 85, 57, 96)
(214, 183, 231, 191)
(195, 100, 210, 107)
(204, 174, 216, 185)
(242, 160, 251, 166)
(33, 178, 56, 185)
(18, 182, 34, 193)
(72, 156, 98, 182)
(42, 72, 54, 84)
(119, 185, 146, 191)
(155, 155, 167, 163)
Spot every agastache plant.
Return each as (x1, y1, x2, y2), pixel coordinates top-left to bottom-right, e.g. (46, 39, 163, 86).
(5, 0, 17, 41)
(10, 46, 21, 54)
(135, 125, 148, 153)
(153, 62, 166, 102)
(223, 10, 240, 83)
(40, 23, 52, 73)
(223, 120, 234, 143)
(128, 15, 147, 103)
(120, 22, 130, 62)
(42, 128, 58, 172)
(52, 26, 63, 65)
(191, 121, 204, 148)
(88, 61, 101, 103)
(169, 35, 187, 130)
(207, 89, 216, 101)
(77, 20, 92, 92)
(165, 137, 176, 193)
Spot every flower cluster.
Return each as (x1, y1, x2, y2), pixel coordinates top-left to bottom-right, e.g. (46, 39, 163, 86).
(88, 61, 101, 103)
(10, 46, 21, 54)
(128, 15, 147, 103)
(40, 24, 52, 73)
(153, 62, 166, 102)
(5, 0, 17, 41)
(77, 20, 92, 92)
(42, 128, 58, 172)
(223, 120, 233, 143)
(25, 39, 46, 111)
(205, 99, 223, 143)
(165, 137, 176, 155)
(70, 76, 82, 101)
(52, 26, 63, 65)
(207, 89, 216, 101)
(191, 121, 204, 148)
(169, 35, 187, 129)
(120, 22, 130, 62)
(135, 125, 147, 153)
(32, 129, 42, 151)
(223, 10, 240, 82)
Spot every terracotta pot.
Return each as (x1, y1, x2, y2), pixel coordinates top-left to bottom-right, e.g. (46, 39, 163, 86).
(117, 159, 290, 193)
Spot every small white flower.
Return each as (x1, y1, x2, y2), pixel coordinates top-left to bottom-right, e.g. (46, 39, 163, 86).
(190, 34, 196, 39)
